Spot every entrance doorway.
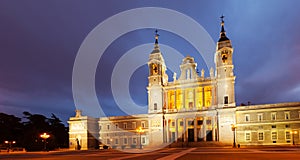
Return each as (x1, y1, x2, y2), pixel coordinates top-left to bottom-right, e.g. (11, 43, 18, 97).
(206, 130, 212, 141)
(171, 132, 175, 142)
(188, 129, 194, 142)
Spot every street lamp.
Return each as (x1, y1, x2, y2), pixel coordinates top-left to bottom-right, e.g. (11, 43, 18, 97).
(290, 131, 298, 145)
(40, 133, 50, 151)
(231, 124, 237, 148)
(4, 141, 16, 152)
(136, 127, 144, 149)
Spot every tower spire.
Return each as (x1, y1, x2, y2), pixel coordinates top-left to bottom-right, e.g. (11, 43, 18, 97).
(151, 29, 161, 54)
(155, 29, 159, 44)
(218, 15, 229, 42)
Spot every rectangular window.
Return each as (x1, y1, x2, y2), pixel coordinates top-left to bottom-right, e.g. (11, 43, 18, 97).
(115, 139, 119, 144)
(133, 138, 137, 144)
(123, 123, 127, 129)
(197, 120, 203, 125)
(245, 114, 250, 122)
(115, 124, 118, 129)
(286, 124, 290, 128)
(257, 114, 263, 122)
(206, 120, 212, 125)
(107, 125, 110, 130)
(142, 137, 146, 144)
(271, 132, 277, 140)
(124, 138, 128, 144)
(180, 121, 184, 126)
(271, 112, 276, 120)
(258, 132, 264, 141)
(189, 102, 193, 109)
(285, 112, 290, 120)
(188, 120, 194, 126)
(172, 121, 175, 127)
(224, 96, 228, 104)
(245, 132, 251, 141)
(132, 122, 136, 129)
(107, 139, 111, 144)
(272, 125, 276, 128)
(141, 121, 146, 128)
(154, 103, 157, 110)
(286, 131, 291, 140)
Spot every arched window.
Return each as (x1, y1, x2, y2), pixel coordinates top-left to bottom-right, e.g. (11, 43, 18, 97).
(204, 86, 212, 107)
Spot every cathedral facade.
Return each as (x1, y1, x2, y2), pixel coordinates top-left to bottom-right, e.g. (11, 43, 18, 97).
(68, 19, 300, 150)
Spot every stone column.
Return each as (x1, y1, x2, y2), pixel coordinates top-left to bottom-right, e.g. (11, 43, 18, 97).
(211, 86, 215, 108)
(183, 89, 186, 111)
(166, 118, 169, 143)
(165, 92, 168, 111)
(202, 87, 205, 109)
(212, 116, 215, 141)
(183, 118, 186, 142)
(193, 88, 196, 110)
(175, 118, 178, 142)
(194, 118, 197, 142)
(203, 117, 206, 141)
(174, 91, 176, 111)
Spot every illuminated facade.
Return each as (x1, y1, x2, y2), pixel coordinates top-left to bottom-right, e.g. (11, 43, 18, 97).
(68, 18, 300, 150)
(146, 19, 236, 147)
(236, 103, 300, 145)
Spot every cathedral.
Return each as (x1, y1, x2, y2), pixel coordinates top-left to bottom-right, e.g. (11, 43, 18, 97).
(68, 18, 300, 150)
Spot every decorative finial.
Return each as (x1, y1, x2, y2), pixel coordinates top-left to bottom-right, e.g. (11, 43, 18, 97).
(75, 109, 82, 117)
(210, 67, 214, 77)
(201, 69, 205, 78)
(173, 72, 177, 82)
(155, 29, 159, 44)
(219, 14, 226, 36)
(220, 14, 225, 22)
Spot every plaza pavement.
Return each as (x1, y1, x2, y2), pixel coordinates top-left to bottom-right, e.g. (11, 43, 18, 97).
(1, 146, 300, 160)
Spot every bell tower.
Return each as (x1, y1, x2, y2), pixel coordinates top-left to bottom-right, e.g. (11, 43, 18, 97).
(215, 16, 236, 108)
(147, 30, 168, 113)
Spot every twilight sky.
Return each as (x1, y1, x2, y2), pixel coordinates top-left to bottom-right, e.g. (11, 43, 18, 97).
(0, 0, 300, 123)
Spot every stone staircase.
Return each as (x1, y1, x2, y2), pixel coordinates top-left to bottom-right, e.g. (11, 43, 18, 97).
(168, 141, 230, 148)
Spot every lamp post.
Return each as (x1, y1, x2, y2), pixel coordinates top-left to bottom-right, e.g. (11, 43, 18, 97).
(162, 108, 166, 143)
(136, 127, 144, 149)
(40, 133, 50, 151)
(4, 141, 16, 152)
(231, 124, 237, 148)
(291, 131, 298, 145)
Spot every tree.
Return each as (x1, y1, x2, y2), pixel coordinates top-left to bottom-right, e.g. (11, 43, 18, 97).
(0, 113, 23, 147)
(48, 113, 69, 148)
(0, 111, 69, 151)
(22, 111, 51, 151)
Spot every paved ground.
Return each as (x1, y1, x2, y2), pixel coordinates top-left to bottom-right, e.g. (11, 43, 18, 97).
(1, 147, 300, 160)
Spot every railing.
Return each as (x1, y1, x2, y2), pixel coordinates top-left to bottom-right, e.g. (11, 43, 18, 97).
(166, 109, 177, 113)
